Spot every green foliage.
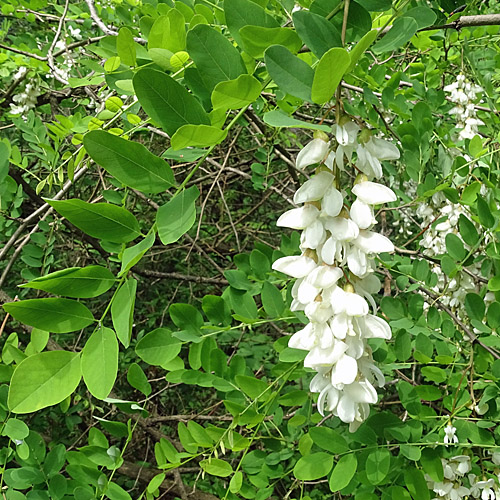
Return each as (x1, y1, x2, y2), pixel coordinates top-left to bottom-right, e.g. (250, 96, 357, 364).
(1, 0, 500, 498)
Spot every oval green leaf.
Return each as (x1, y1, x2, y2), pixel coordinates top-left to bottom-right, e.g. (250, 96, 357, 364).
(170, 124, 227, 150)
(294, 452, 334, 481)
(81, 327, 118, 400)
(19, 266, 115, 298)
(156, 186, 200, 245)
(45, 198, 141, 243)
(311, 47, 351, 104)
(8, 351, 82, 413)
(329, 454, 357, 492)
(4, 298, 94, 333)
(111, 278, 137, 348)
(84, 131, 175, 194)
(133, 68, 210, 136)
(135, 328, 182, 367)
(265, 45, 314, 102)
(200, 458, 233, 477)
(212, 74, 261, 110)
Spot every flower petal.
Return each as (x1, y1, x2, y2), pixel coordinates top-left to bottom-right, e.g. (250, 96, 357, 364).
(294, 171, 335, 204)
(277, 205, 319, 229)
(322, 186, 344, 217)
(354, 230, 394, 253)
(350, 199, 374, 229)
(272, 255, 317, 278)
(352, 181, 397, 204)
(296, 138, 329, 170)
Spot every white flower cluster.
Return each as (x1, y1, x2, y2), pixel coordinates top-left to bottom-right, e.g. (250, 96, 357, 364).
(415, 191, 494, 319)
(10, 78, 39, 118)
(426, 455, 500, 500)
(444, 74, 484, 141)
(272, 121, 399, 430)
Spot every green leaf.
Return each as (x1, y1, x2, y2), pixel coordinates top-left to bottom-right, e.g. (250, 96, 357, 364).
(106, 481, 132, 500)
(365, 449, 391, 485)
(119, 230, 156, 277)
(224, 0, 278, 50)
(81, 327, 118, 400)
(135, 328, 182, 367)
(329, 454, 357, 492)
(404, 6, 437, 29)
(347, 29, 378, 72)
(116, 27, 136, 66)
(262, 110, 331, 131)
(127, 363, 152, 396)
(133, 68, 210, 136)
(415, 385, 441, 401)
(8, 351, 81, 413)
(227, 288, 258, 319)
(200, 458, 233, 477)
(0, 141, 9, 183)
(2, 418, 30, 440)
(265, 45, 314, 101)
(84, 131, 175, 194)
(45, 198, 141, 243)
(202, 295, 231, 326)
(171, 124, 227, 150)
(229, 471, 243, 493)
(292, 10, 341, 58)
(309, 427, 349, 454)
(111, 278, 137, 348)
(372, 17, 418, 53)
(404, 468, 430, 500)
(445, 233, 466, 261)
(261, 281, 285, 317)
(458, 214, 479, 246)
(477, 196, 495, 229)
(4, 298, 94, 333)
(211, 74, 261, 110)
(239, 26, 302, 58)
(420, 448, 443, 482)
(186, 24, 246, 92)
(235, 374, 268, 399)
(294, 452, 333, 481)
(156, 186, 200, 245)
(465, 293, 485, 321)
(148, 15, 171, 50)
(311, 47, 350, 104)
(147, 473, 166, 494)
(20, 266, 115, 298)
(488, 277, 500, 292)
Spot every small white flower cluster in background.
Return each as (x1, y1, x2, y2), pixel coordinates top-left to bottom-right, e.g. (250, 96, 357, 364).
(444, 74, 484, 140)
(426, 455, 500, 500)
(272, 120, 399, 431)
(412, 190, 494, 321)
(10, 74, 39, 119)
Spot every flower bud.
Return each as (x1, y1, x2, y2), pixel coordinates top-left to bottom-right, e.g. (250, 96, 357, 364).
(313, 130, 330, 142)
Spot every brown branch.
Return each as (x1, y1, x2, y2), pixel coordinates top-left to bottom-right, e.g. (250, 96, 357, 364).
(422, 14, 500, 31)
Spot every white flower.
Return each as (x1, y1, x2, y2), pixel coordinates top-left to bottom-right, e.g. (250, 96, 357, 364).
(356, 137, 400, 179)
(272, 255, 317, 278)
(444, 424, 459, 446)
(296, 138, 329, 170)
(352, 181, 397, 204)
(335, 380, 378, 423)
(293, 171, 335, 204)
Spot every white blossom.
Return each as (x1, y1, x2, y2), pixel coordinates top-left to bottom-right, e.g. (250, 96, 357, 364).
(274, 129, 397, 430)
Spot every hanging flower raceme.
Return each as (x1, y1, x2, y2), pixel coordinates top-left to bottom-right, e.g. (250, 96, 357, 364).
(273, 124, 399, 431)
(444, 74, 484, 140)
